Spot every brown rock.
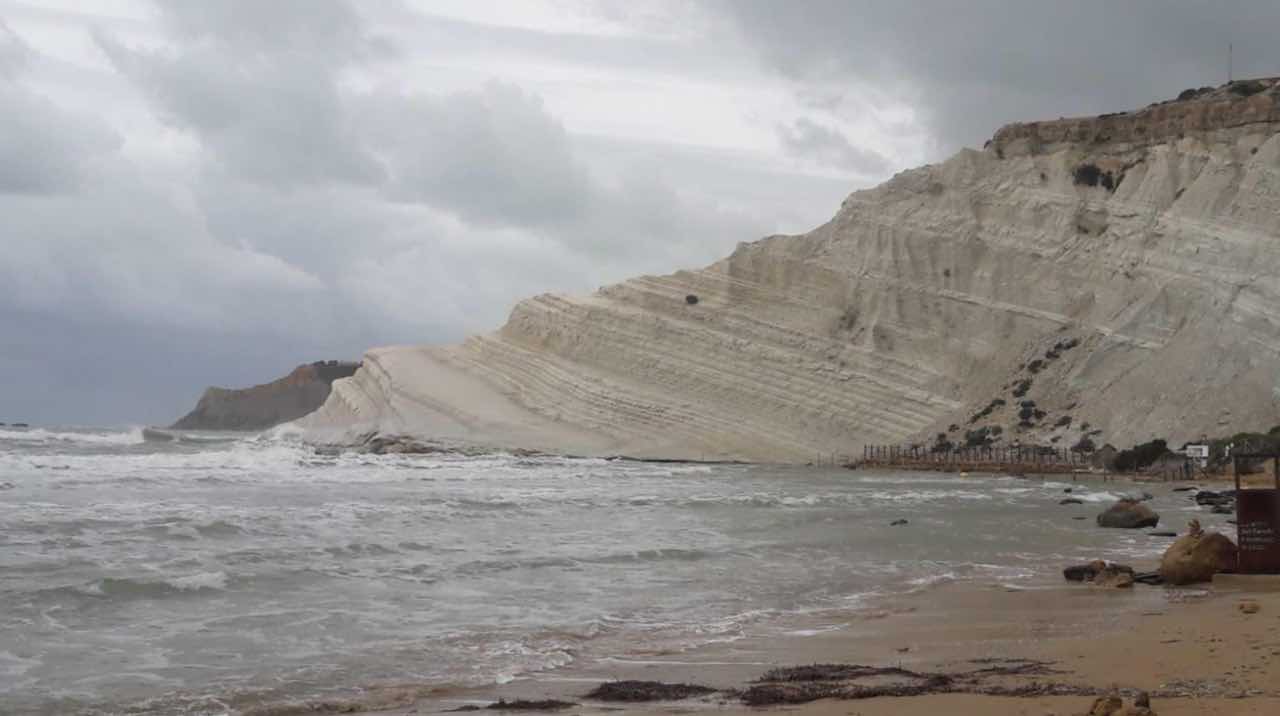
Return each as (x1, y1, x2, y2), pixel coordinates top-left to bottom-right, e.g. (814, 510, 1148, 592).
(1092, 566, 1135, 589)
(170, 360, 360, 431)
(1088, 694, 1123, 716)
(1064, 560, 1135, 584)
(1239, 600, 1261, 614)
(1097, 499, 1160, 529)
(1158, 530, 1238, 585)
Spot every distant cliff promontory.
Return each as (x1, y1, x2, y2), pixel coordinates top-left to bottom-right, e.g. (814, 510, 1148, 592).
(171, 361, 359, 431)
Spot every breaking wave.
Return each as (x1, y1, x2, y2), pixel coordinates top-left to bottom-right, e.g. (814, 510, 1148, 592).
(0, 426, 146, 446)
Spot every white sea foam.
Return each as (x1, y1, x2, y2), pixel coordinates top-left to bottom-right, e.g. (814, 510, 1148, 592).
(165, 571, 230, 591)
(1077, 491, 1123, 503)
(0, 427, 145, 446)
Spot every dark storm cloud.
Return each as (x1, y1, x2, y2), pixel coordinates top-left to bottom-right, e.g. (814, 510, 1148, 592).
(719, 0, 1280, 154)
(366, 82, 592, 228)
(776, 117, 891, 174)
(0, 20, 119, 194)
(0, 80, 120, 193)
(93, 7, 386, 188)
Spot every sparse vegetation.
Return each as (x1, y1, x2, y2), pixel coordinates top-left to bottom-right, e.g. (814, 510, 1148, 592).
(1072, 436, 1096, 453)
(1072, 163, 1120, 192)
(965, 425, 1002, 447)
(1112, 439, 1170, 472)
(1044, 338, 1079, 360)
(932, 433, 954, 453)
(968, 398, 1006, 424)
(1011, 379, 1032, 398)
(685, 294, 699, 305)
(1176, 86, 1213, 101)
(1054, 415, 1072, 428)
(1229, 80, 1267, 98)
(1026, 359, 1045, 374)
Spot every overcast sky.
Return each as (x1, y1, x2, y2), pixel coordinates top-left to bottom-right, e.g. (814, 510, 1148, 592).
(3, 1, 1279, 426)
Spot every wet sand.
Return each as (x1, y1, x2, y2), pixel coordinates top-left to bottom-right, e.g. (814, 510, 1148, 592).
(368, 580, 1280, 716)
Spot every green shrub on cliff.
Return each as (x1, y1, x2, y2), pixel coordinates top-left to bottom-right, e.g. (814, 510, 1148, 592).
(1113, 439, 1170, 472)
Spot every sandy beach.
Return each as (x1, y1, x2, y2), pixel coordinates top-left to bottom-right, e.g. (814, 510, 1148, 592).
(367, 566, 1280, 716)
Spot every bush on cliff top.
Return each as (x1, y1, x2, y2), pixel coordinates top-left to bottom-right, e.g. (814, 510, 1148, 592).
(1229, 80, 1267, 98)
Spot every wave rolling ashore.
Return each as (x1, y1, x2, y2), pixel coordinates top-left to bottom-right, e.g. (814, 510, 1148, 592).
(9, 427, 1274, 714)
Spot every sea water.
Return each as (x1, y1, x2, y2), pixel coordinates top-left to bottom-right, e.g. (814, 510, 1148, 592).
(0, 426, 1217, 714)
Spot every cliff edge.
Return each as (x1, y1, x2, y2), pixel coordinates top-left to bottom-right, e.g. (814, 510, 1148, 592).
(171, 361, 359, 431)
(300, 79, 1280, 462)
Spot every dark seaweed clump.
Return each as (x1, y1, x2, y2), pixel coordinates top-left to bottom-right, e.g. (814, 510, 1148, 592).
(585, 681, 717, 702)
(450, 699, 578, 712)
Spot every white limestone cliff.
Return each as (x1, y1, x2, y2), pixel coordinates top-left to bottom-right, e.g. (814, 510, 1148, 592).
(300, 80, 1280, 462)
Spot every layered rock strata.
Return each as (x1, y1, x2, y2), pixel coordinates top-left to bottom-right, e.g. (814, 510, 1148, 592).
(301, 79, 1280, 462)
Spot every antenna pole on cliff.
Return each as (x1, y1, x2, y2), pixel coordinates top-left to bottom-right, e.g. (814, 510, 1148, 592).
(1228, 42, 1233, 83)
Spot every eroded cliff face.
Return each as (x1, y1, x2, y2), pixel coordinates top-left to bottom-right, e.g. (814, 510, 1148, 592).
(172, 361, 359, 431)
(302, 80, 1280, 462)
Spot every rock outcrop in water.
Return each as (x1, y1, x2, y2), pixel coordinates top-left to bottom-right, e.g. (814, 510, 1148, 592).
(172, 361, 359, 431)
(301, 80, 1280, 462)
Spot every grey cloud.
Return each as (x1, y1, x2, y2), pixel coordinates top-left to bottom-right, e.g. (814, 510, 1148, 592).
(159, 0, 391, 60)
(719, 1, 1280, 155)
(367, 82, 592, 228)
(777, 117, 891, 175)
(0, 23, 120, 194)
(0, 19, 28, 77)
(93, 4, 385, 187)
(4, 0, 805, 424)
(0, 83, 120, 194)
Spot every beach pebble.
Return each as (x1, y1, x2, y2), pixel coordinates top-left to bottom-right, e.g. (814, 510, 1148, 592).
(1239, 601, 1261, 614)
(889, 519, 908, 526)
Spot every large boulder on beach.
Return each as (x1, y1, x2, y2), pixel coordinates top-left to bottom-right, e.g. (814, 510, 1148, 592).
(1158, 526, 1238, 585)
(1096, 499, 1159, 529)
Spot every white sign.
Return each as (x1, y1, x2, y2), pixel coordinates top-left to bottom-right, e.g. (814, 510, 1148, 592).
(1184, 444, 1209, 459)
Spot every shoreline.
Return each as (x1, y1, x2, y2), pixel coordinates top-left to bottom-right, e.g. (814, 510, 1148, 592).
(364, 580, 1280, 716)
(348, 470, 1270, 716)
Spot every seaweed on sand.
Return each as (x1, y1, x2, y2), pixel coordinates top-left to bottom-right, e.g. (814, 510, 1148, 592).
(739, 659, 1084, 706)
(450, 699, 576, 711)
(584, 680, 717, 702)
